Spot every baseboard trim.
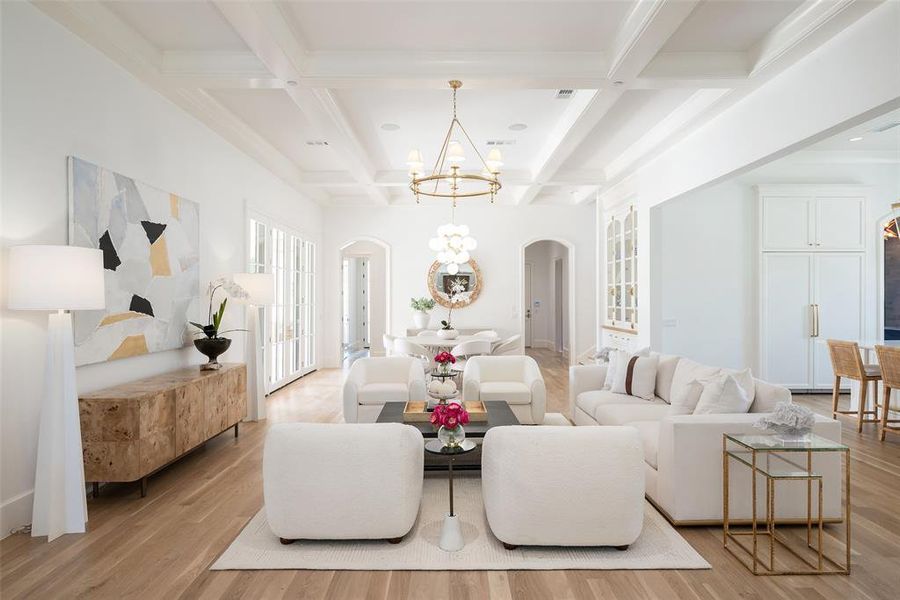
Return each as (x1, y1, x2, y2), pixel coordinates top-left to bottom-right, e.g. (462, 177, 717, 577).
(645, 495, 843, 527)
(1, 489, 33, 540)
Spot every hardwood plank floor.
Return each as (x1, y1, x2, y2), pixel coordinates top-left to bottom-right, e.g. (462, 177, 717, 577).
(1, 348, 898, 599)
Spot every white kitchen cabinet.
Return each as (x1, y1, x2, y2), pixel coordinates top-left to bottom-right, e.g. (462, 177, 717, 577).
(759, 186, 866, 252)
(605, 204, 637, 331)
(760, 252, 864, 390)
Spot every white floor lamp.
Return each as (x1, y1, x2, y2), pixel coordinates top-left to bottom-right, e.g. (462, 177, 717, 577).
(7, 245, 105, 541)
(233, 273, 274, 421)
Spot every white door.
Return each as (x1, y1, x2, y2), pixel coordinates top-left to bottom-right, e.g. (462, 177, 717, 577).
(762, 197, 813, 250)
(762, 253, 813, 387)
(812, 253, 864, 388)
(524, 262, 533, 348)
(815, 196, 865, 250)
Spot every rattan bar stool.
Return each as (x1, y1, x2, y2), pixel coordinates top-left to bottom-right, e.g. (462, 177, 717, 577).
(826, 339, 881, 432)
(873, 345, 900, 441)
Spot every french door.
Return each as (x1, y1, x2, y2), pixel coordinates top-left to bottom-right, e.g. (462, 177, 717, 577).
(249, 218, 316, 391)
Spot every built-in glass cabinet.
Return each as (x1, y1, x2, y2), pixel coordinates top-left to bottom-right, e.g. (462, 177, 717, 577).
(605, 205, 637, 330)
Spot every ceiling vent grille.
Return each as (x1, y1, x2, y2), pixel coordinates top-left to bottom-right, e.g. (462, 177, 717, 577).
(486, 139, 516, 146)
(870, 121, 900, 133)
(555, 89, 575, 99)
(305, 140, 329, 146)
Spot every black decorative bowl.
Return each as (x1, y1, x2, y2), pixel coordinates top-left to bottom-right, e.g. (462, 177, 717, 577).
(194, 337, 232, 370)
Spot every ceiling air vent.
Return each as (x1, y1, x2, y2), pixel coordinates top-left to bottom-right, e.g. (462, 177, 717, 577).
(305, 140, 329, 146)
(486, 139, 516, 146)
(555, 89, 575, 99)
(870, 121, 900, 133)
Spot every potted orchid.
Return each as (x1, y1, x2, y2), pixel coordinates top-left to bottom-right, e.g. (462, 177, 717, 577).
(437, 277, 467, 340)
(189, 277, 248, 370)
(431, 401, 470, 448)
(434, 350, 456, 376)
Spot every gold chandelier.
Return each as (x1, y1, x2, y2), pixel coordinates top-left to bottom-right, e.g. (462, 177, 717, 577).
(407, 80, 502, 205)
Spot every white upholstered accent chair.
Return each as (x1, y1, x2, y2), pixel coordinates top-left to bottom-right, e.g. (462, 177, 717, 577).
(343, 357, 427, 423)
(463, 355, 546, 424)
(491, 334, 522, 356)
(382, 333, 396, 356)
(481, 426, 644, 549)
(264, 423, 424, 544)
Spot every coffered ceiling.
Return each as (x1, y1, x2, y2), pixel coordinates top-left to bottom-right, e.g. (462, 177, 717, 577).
(35, 0, 883, 206)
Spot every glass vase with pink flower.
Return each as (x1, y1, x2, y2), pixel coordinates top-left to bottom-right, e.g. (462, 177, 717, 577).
(430, 401, 470, 448)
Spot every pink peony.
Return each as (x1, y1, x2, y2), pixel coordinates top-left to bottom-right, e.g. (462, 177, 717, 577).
(445, 415, 458, 428)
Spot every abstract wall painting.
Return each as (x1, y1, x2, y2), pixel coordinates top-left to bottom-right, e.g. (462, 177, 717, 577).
(68, 157, 200, 366)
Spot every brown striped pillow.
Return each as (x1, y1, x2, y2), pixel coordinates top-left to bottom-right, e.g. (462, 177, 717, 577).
(610, 354, 659, 400)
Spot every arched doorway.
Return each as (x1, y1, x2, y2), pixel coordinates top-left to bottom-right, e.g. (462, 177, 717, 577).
(338, 238, 391, 367)
(520, 238, 576, 366)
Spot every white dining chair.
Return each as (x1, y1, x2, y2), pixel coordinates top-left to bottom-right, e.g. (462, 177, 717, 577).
(382, 334, 396, 357)
(417, 330, 433, 337)
(474, 330, 499, 340)
(394, 339, 433, 372)
(450, 339, 492, 372)
(492, 335, 522, 356)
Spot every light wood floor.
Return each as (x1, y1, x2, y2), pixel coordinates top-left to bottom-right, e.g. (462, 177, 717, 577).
(1, 348, 898, 599)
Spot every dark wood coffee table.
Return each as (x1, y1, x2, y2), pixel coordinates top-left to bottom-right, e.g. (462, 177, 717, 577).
(376, 401, 519, 470)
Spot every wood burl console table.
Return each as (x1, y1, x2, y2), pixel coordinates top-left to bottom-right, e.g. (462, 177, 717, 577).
(79, 363, 247, 497)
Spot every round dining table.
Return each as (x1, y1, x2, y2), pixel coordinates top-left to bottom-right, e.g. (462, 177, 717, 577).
(404, 333, 498, 356)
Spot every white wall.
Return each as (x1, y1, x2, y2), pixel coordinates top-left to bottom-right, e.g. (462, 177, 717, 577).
(0, 3, 322, 534)
(341, 240, 387, 354)
(651, 161, 900, 370)
(322, 203, 595, 367)
(524, 240, 569, 352)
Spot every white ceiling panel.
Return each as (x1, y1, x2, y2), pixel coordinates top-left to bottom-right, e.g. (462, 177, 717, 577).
(282, 1, 631, 52)
(334, 87, 586, 172)
(209, 89, 351, 171)
(663, 0, 804, 52)
(805, 108, 900, 152)
(102, 1, 249, 51)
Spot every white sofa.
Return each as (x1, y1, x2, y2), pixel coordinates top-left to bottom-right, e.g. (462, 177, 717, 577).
(463, 356, 546, 424)
(263, 423, 424, 543)
(343, 357, 427, 423)
(570, 354, 843, 524)
(482, 426, 644, 549)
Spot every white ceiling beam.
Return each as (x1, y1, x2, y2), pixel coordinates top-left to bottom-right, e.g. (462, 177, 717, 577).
(607, 0, 701, 82)
(637, 52, 750, 86)
(160, 51, 284, 89)
(748, 0, 881, 77)
(213, 0, 390, 205)
(33, 1, 313, 195)
(519, 0, 697, 205)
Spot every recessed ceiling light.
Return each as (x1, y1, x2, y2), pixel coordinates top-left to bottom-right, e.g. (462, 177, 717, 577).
(381, 123, 400, 131)
(509, 123, 528, 131)
(849, 136, 863, 142)
(285, 80, 298, 87)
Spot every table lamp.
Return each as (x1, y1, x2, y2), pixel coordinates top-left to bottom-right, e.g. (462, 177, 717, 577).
(7, 245, 105, 541)
(232, 273, 274, 421)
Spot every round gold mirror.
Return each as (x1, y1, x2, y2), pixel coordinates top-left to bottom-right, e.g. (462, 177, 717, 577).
(427, 259, 482, 309)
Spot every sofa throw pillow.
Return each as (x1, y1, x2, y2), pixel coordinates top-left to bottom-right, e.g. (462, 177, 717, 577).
(603, 347, 650, 391)
(667, 379, 704, 416)
(725, 367, 756, 407)
(610, 354, 659, 400)
(693, 372, 753, 415)
(667, 358, 721, 416)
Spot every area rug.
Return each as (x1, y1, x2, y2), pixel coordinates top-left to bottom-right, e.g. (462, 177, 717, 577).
(211, 477, 710, 571)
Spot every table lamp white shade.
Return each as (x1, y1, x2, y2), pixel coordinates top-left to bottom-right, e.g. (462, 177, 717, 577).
(232, 272, 274, 306)
(7, 245, 105, 310)
(7, 245, 104, 541)
(232, 273, 272, 421)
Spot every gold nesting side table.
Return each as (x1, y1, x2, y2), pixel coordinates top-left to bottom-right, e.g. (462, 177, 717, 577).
(723, 433, 850, 575)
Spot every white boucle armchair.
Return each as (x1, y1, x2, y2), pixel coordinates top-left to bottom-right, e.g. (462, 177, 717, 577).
(343, 357, 427, 423)
(264, 423, 424, 544)
(482, 426, 644, 549)
(463, 356, 546, 424)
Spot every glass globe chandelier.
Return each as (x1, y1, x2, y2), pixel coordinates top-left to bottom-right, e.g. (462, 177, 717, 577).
(407, 80, 502, 206)
(428, 214, 477, 275)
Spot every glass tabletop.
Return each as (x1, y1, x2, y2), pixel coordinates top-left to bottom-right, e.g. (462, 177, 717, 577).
(725, 433, 848, 452)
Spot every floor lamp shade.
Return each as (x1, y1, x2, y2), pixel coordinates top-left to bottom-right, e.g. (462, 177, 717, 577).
(7, 245, 105, 310)
(7, 245, 104, 541)
(232, 273, 273, 421)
